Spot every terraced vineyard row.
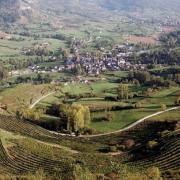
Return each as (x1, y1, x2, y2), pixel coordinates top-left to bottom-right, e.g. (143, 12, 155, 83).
(0, 114, 56, 139)
(0, 113, 179, 177)
(128, 131, 180, 172)
(0, 139, 72, 176)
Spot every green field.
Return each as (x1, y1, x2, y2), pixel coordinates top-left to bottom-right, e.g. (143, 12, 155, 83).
(36, 77, 180, 133)
(90, 108, 159, 133)
(0, 84, 54, 112)
(148, 108, 180, 122)
(0, 37, 66, 57)
(0, 67, 179, 134)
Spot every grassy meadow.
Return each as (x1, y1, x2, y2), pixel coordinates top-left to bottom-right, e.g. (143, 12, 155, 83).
(35, 74, 180, 133)
(0, 84, 54, 112)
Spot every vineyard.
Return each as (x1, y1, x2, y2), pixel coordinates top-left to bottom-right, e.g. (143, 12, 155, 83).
(128, 130, 180, 175)
(0, 0, 180, 178)
(0, 112, 179, 178)
(0, 139, 73, 177)
(0, 114, 55, 139)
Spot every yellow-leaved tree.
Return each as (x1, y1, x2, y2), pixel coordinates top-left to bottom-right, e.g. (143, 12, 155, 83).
(60, 104, 91, 132)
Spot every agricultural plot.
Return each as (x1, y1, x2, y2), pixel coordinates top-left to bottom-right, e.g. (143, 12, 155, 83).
(0, 139, 72, 176)
(0, 106, 179, 178)
(148, 108, 180, 122)
(35, 79, 180, 134)
(0, 84, 55, 112)
(128, 130, 180, 172)
(0, 38, 65, 54)
(90, 108, 159, 133)
(0, 0, 180, 178)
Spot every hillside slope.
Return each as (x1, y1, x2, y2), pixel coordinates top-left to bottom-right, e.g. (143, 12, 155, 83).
(0, 114, 179, 179)
(0, 0, 20, 23)
(1, 0, 180, 25)
(98, 0, 180, 11)
(0, 0, 34, 24)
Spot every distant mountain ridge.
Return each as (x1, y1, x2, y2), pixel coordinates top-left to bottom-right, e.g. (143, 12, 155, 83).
(37, 0, 180, 20)
(0, 0, 34, 24)
(0, 0, 20, 23)
(98, 0, 180, 11)
(38, 0, 180, 12)
(1, 0, 180, 25)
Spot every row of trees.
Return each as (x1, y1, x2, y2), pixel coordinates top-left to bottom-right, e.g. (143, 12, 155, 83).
(0, 65, 7, 81)
(117, 84, 129, 100)
(59, 104, 91, 132)
(15, 73, 53, 84)
(128, 70, 180, 87)
(175, 96, 180, 105)
(1, 56, 49, 70)
(136, 30, 180, 65)
(134, 48, 180, 65)
(16, 108, 43, 122)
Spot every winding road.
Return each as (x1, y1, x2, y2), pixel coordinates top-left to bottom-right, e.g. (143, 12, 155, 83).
(83, 106, 180, 138)
(29, 92, 55, 109)
(29, 93, 180, 138)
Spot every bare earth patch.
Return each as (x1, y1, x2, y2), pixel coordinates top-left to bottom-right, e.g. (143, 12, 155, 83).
(128, 35, 158, 45)
(127, 26, 175, 45)
(0, 31, 8, 39)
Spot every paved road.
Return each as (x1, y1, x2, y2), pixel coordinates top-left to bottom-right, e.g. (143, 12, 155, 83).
(29, 93, 180, 138)
(82, 106, 180, 138)
(29, 92, 55, 109)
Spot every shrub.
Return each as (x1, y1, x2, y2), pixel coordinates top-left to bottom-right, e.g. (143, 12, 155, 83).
(147, 140, 158, 149)
(104, 172, 119, 180)
(175, 96, 180, 105)
(109, 140, 118, 146)
(27, 169, 46, 180)
(117, 145, 126, 151)
(105, 112, 113, 121)
(123, 139, 135, 150)
(159, 130, 170, 137)
(147, 167, 162, 180)
(135, 102, 142, 109)
(175, 121, 180, 130)
(109, 146, 117, 152)
(98, 147, 110, 153)
(160, 104, 167, 111)
(72, 164, 95, 180)
(105, 96, 117, 101)
(79, 127, 96, 135)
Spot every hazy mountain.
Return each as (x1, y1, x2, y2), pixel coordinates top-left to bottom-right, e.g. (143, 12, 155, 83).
(37, 0, 180, 12)
(0, 0, 20, 23)
(36, 0, 180, 22)
(0, 0, 35, 24)
(1, 0, 180, 25)
(98, 0, 180, 11)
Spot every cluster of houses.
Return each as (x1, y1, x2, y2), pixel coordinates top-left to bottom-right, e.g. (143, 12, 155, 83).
(28, 64, 65, 73)
(64, 43, 146, 76)
(51, 76, 92, 86)
(27, 43, 147, 76)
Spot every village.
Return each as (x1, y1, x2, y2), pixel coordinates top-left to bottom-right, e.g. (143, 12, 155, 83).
(27, 43, 147, 77)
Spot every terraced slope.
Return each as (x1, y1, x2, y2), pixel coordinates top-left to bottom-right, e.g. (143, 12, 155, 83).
(0, 114, 54, 139)
(0, 139, 72, 176)
(0, 114, 82, 153)
(128, 130, 180, 171)
(0, 113, 179, 178)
